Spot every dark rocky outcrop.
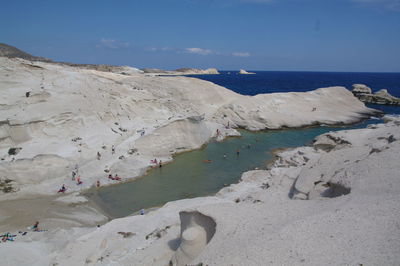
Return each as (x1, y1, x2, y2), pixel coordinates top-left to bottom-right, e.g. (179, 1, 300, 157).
(352, 84, 400, 105)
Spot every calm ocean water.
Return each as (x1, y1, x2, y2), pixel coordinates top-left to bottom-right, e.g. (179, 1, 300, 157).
(189, 71, 400, 114)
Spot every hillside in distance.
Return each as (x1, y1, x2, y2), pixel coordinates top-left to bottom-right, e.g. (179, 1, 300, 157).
(0, 43, 51, 62)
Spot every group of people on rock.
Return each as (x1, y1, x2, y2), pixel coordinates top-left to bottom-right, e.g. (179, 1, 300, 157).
(72, 170, 83, 185)
(98, 144, 117, 160)
(108, 173, 121, 181)
(57, 166, 83, 192)
(150, 158, 163, 168)
(58, 172, 123, 193)
(1, 221, 44, 243)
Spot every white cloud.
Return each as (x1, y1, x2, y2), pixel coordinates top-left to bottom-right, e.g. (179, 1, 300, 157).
(185, 47, 213, 55)
(232, 52, 250, 57)
(237, 0, 273, 3)
(96, 39, 130, 49)
(351, 0, 400, 11)
(147, 46, 174, 52)
(191, 0, 273, 4)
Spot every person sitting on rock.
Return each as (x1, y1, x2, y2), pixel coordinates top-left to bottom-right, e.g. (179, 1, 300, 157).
(108, 174, 114, 180)
(76, 176, 82, 185)
(58, 184, 66, 193)
(114, 174, 121, 181)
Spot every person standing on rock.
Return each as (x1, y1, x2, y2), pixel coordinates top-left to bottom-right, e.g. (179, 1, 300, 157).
(97, 151, 101, 160)
(112, 145, 115, 155)
(32, 221, 39, 231)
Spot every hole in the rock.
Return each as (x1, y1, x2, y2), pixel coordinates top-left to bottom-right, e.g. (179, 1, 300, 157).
(168, 237, 181, 251)
(179, 211, 216, 244)
(320, 182, 351, 198)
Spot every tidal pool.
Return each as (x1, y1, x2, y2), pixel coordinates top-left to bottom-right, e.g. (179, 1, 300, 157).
(88, 119, 380, 218)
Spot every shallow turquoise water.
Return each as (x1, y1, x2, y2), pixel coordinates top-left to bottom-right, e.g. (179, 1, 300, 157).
(89, 119, 381, 218)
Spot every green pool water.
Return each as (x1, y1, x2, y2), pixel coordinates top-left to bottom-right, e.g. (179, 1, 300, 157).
(88, 119, 380, 218)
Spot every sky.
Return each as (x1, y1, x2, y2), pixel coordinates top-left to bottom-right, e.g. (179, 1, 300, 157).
(1, 0, 400, 72)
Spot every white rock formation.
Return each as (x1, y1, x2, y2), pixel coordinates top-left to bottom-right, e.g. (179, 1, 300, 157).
(1, 116, 399, 266)
(142, 67, 219, 75)
(171, 211, 216, 266)
(352, 84, 400, 105)
(174, 68, 220, 75)
(239, 69, 255, 74)
(0, 56, 376, 202)
(2, 56, 397, 266)
(352, 83, 372, 94)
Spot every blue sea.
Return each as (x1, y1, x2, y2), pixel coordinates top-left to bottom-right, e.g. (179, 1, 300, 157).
(189, 71, 400, 114)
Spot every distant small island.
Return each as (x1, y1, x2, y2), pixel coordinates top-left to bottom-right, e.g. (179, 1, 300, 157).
(142, 67, 219, 75)
(239, 69, 255, 75)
